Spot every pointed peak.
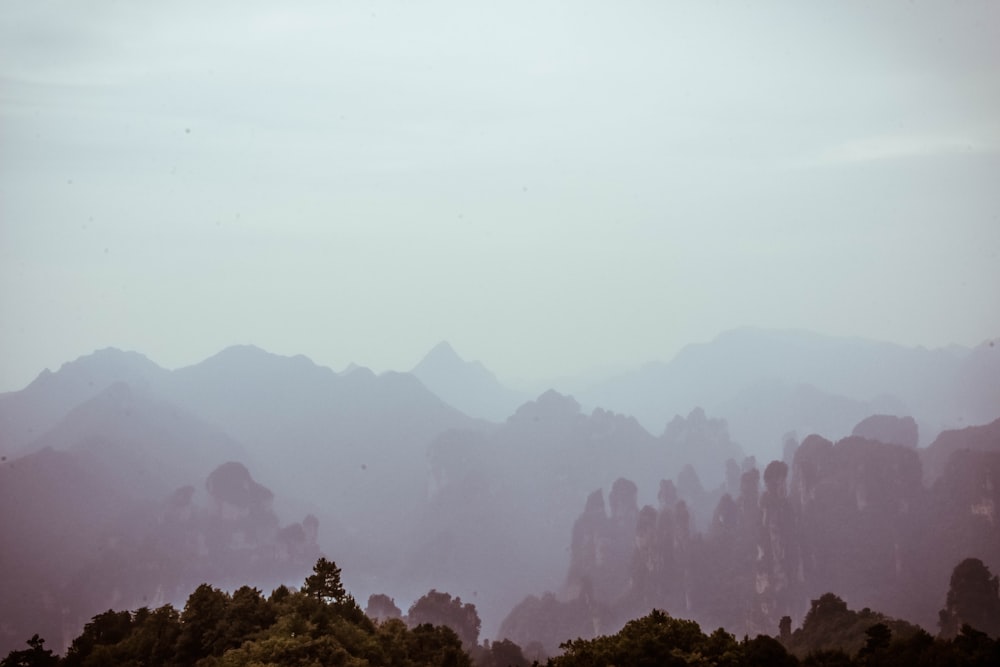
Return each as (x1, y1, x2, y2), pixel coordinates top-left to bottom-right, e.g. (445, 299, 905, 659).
(412, 340, 466, 373)
(427, 340, 462, 360)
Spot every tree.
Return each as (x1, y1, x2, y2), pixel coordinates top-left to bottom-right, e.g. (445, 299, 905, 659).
(741, 634, 798, 667)
(0, 635, 58, 667)
(554, 609, 731, 667)
(176, 583, 230, 662)
(304, 556, 346, 604)
(856, 623, 891, 662)
(939, 558, 1000, 638)
(219, 586, 275, 650)
(63, 610, 134, 667)
(479, 638, 530, 667)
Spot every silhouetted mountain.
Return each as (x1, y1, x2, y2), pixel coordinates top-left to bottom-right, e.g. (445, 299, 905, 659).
(160, 345, 484, 549)
(950, 338, 1000, 429)
(0, 448, 319, 655)
(579, 328, 988, 460)
(5, 336, 999, 655)
(22, 381, 245, 498)
(660, 407, 744, 488)
(410, 341, 528, 422)
(500, 418, 1000, 650)
(407, 391, 744, 642)
(0, 348, 169, 456)
(0, 344, 485, 655)
(851, 414, 919, 448)
(716, 381, 907, 457)
(921, 417, 1000, 483)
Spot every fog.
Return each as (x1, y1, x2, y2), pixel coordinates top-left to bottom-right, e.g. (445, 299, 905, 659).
(2, 2, 1000, 663)
(3, 1, 999, 392)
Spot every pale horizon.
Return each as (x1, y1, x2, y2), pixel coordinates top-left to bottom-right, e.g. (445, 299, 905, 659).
(3, 1, 999, 394)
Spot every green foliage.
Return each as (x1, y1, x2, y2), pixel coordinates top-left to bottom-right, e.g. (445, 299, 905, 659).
(857, 622, 891, 660)
(0, 635, 58, 667)
(62, 610, 135, 667)
(303, 556, 346, 605)
(939, 557, 1000, 639)
(552, 609, 747, 667)
(476, 638, 531, 667)
(9, 573, 1000, 667)
(786, 593, 921, 658)
(176, 583, 230, 662)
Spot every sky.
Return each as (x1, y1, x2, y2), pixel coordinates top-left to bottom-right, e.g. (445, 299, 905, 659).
(2, 1, 999, 393)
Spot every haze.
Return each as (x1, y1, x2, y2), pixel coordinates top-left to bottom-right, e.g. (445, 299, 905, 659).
(2, 1, 998, 393)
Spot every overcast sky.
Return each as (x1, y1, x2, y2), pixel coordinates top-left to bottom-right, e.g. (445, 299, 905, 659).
(2, 1, 999, 392)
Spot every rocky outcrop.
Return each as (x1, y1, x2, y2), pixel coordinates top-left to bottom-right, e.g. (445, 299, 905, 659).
(661, 407, 744, 487)
(752, 461, 803, 634)
(791, 435, 924, 620)
(921, 417, 1000, 483)
(852, 414, 919, 448)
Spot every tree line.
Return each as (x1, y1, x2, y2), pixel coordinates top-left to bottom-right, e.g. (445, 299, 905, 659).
(4, 557, 999, 666)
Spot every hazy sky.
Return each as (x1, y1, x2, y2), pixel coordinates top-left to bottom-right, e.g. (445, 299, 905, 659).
(2, 1, 999, 392)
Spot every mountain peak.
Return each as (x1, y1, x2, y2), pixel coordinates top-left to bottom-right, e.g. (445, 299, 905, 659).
(413, 341, 464, 371)
(25, 347, 165, 396)
(410, 342, 526, 422)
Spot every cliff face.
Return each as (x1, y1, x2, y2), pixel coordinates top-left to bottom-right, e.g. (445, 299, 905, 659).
(752, 460, 803, 634)
(852, 414, 919, 449)
(791, 435, 925, 618)
(504, 418, 1000, 646)
(0, 454, 320, 656)
(565, 479, 639, 603)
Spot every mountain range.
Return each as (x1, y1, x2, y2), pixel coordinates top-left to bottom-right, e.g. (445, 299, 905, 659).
(1, 328, 998, 654)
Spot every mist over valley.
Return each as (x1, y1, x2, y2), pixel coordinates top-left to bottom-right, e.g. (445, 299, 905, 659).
(2, 329, 999, 660)
(4, 2, 1000, 663)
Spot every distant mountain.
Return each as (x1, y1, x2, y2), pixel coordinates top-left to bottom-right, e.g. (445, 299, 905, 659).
(5, 334, 997, 652)
(410, 341, 528, 422)
(715, 380, 907, 456)
(0, 447, 319, 655)
(578, 328, 989, 460)
(0, 348, 169, 456)
(500, 419, 1000, 651)
(851, 414, 919, 448)
(403, 390, 743, 639)
(160, 345, 484, 522)
(0, 346, 488, 643)
(22, 381, 246, 498)
(920, 416, 1000, 483)
(950, 338, 1000, 428)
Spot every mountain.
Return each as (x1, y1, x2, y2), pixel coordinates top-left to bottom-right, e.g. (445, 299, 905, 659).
(0, 447, 320, 655)
(403, 390, 744, 640)
(499, 419, 1000, 651)
(0, 344, 489, 654)
(578, 328, 988, 460)
(410, 341, 528, 422)
(22, 381, 246, 498)
(160, 345, 485, 525)
(950, 338, 1000, 427)
(0, 348, 169, 456)
(920, 416, 1000, 483)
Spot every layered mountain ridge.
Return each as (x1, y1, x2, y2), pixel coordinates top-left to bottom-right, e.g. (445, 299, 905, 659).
(1, 329, 998, 655)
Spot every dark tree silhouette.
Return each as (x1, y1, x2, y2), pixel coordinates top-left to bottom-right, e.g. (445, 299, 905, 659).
(939, 558, 1000, 638)
(0, 635, 58, 667)
(303, 556, 346, 604)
